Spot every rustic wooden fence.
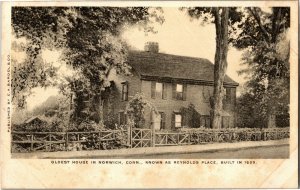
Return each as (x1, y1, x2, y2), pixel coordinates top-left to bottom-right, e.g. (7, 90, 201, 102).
(11, 130, 128, 152)
(154, 128, 290, 146)
(130, 128, 152, 148)
(11, 127, 289, 152)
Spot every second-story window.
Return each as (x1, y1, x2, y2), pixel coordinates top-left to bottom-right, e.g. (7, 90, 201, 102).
(121, 82, 128, 101)
(156, 82, 163, 97)
(172, 83, 187, 100)
(176, 84, 183, 100)
(151, 81, 166, 99)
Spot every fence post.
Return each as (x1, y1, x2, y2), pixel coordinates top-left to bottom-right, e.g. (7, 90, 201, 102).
(263, 130, 266, 141)
(152, 125, 155, 147)
(130, 125, 133, 148)
(49, 134, 52, 151)
(65, 132, 69, 151)
(98, 131, 101, 150)
(30, 134, 34, 151)
(126, 126, 129, 147)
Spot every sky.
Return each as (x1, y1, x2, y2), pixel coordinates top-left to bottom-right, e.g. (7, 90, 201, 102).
(121, 8, 246, 84)
(17, 8, 248, 111)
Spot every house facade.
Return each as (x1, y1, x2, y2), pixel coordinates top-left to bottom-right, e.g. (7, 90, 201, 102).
(103, 42, 239, 130)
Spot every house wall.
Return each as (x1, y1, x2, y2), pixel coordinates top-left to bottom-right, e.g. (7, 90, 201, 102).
(141, 80, 236, 129)
(103, 69, 141, 127)
(103, 69, 237, 129)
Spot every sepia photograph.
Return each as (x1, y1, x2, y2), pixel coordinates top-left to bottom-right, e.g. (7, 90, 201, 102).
(10, 6, 290, 159)
(1, 1, 298, 188)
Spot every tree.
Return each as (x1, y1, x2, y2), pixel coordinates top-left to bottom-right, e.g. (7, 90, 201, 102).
(182, 7, 242, 128)
(11, 7, 164, 124)
(233, 7, 290, 128)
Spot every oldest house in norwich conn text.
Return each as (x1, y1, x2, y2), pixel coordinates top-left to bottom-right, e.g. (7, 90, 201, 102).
(103, 42, 239, 130)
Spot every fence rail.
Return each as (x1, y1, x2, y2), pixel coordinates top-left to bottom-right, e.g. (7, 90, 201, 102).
(12, 130, 128, 152)
(11, 127, 290, 153)
(153, 128, 289, 146)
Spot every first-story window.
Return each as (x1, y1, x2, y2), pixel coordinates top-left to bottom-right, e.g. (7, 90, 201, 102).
(200, 115, 211, 128)
(175, 113, 182, 128)
(121, 82, 128, 101)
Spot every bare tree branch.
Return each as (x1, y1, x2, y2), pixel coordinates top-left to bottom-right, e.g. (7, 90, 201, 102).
(248, 7, 271, 43)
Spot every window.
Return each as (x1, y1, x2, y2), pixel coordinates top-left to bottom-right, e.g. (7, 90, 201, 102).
(175, 114, 182, 128)
(156, 82, 163, 97)
(151, 81, 166, 99)
(200, 115, 211, 128)
(172, 83, 187, 100)
(119, 111, 127, 125)
(121, 82, 128, 101)
(176, 84, 183, 100)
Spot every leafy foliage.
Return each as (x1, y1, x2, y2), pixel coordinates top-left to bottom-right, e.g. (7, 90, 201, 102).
(12, 95, 73, 132)
(11, 7, 164, 124)
(180, 103, 201, 128)
(183, 7, 290, 128)
(233, 8, 290, 127)
(125, 93, 158, 128)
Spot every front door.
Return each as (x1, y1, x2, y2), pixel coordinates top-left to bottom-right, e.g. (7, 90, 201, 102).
(153, 112, 162, 130)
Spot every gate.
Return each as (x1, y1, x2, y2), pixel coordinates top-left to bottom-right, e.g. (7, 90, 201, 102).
(130, 128, 152, 148)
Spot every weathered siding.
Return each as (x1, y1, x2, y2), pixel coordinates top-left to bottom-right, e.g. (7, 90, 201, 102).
(141, 80, 236, 129)
(103, 69, 141, 126)
(103, 69, 237, 129)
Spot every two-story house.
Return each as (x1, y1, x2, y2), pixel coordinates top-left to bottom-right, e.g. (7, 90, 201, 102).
(103, 42, 239, 130)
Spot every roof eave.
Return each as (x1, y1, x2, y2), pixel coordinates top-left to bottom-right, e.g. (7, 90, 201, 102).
(140, 75, 239, 87)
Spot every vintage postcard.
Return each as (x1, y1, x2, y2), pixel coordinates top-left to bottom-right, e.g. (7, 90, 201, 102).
(1, 0, 298, 188)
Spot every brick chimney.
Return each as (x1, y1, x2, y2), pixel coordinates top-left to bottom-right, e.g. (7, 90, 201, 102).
(144, 42, 159, 53)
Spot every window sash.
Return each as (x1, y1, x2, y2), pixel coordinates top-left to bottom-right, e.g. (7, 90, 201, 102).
(173, 83, 185, 100)
(175, 114, 182, 128)
(155, 82, 163, 98)
(156, 82, 163, 92)
(176, 84, 183, 92)
(176, 91, 183, 100)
